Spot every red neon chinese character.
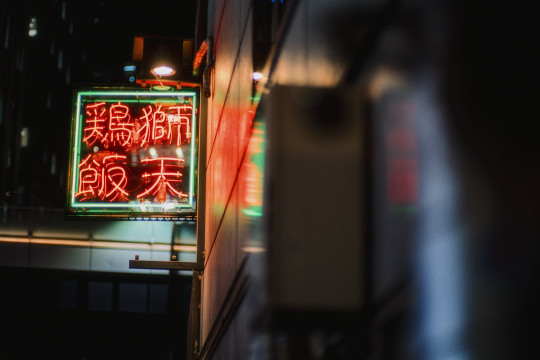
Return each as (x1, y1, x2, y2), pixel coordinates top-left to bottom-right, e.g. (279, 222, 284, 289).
(76, 153, 128, 202)
(100, 154, 129, 202)
(152, 105, 167, 142)
(83, 102, 107, 146)
(136, 157, 187, 202)
(168, 105, 192, 146)
(76, 154, 101, 200)
(136, 105, 154, 147)
(103, 102, 133, 149)
(137, 105, 168, 147)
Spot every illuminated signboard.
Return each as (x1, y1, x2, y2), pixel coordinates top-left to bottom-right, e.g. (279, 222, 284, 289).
(66, 88, 198, 219)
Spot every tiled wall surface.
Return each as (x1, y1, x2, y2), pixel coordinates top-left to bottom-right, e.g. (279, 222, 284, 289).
(201, 0, 256, 350)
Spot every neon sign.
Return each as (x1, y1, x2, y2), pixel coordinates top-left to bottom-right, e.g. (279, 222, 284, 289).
(66, 89, 198, 219)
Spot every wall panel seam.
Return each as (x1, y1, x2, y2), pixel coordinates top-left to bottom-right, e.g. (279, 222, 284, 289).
(199, 256, 249, 360)
(206, 0, 253, 167)
(204, 124, 252, 268)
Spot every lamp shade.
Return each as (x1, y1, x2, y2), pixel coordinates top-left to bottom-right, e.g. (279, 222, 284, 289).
(144, 37, 182, 77)
(132, 36, 198, 87)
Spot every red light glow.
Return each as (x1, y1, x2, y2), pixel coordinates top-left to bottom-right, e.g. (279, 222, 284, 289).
(83, 102, 193, 150)
(384, 100, 419, 205)
(104, 102, 133, 148)
(76, 153, 129, 202)
(75, 99, 194, 204)
(137, 157, 187, 200)
(83, 102, 107, 146)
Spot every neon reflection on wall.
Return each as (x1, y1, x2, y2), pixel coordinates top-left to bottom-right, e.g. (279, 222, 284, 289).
(67, 90, 198, 218)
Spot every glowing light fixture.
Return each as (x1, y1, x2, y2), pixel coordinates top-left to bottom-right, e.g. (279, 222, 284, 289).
(242, 245, 266, 253)
(152, 64, 176, 77)
(252, 72, 264, 81)
(131, 36, 199, 88)
(0, 235, 196, 253)
(28, 17, 38, 37)
(148, 39, 180, 77)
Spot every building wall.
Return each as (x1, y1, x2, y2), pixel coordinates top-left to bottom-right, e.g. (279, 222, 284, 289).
(200, 0, 255, 357)
(199, 0, 374, 358)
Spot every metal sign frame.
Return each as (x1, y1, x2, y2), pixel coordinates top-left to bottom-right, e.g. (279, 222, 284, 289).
(66, 87, 199, 220)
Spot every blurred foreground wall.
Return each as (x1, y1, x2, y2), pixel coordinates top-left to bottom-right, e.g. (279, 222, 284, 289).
(198, 0, 540, 359)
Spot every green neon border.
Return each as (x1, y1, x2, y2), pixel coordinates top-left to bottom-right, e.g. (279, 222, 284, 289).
(67, 88, 198, 217)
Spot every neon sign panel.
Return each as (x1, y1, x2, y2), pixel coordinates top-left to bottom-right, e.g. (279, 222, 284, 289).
(66, 89, 198, 219)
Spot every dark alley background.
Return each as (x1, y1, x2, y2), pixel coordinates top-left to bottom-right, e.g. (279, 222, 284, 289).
(1, 1, 198, 359)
